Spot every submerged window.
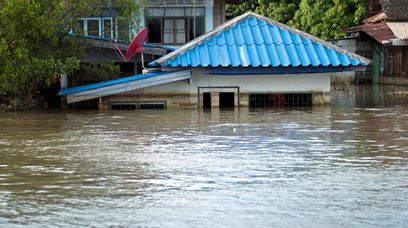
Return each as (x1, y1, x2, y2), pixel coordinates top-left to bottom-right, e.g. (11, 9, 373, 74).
(110, 103, 137, 110)
(139, 102, 166, 109)
(110, 101, 166, 110)
(250, 93, 312, 107)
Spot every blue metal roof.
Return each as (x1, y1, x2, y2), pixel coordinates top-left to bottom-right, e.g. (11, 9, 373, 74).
(59, 70, 180, 96)
(150, 12, 370, 68)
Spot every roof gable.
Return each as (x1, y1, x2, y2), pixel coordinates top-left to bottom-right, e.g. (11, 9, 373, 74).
(150, 12, 369, 68)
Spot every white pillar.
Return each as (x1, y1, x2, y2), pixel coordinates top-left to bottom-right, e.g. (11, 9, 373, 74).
(61, 73, 68, 89)
(205, 0, 214, 32)
(139, 9, 145, 28)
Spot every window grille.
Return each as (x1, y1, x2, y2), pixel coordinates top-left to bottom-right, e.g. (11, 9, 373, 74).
(249, 93, 313, 107)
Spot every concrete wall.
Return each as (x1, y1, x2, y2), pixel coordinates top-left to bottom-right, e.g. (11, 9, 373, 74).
(99, 68, 331, 109)
(128, 69, 331, 94)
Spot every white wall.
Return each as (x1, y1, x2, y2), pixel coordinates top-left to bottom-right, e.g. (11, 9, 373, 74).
(129, 68, 331, 95)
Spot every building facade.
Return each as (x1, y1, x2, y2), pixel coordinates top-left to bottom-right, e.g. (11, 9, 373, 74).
(60, 13, 369, 110)
(346, 0, 408, 85)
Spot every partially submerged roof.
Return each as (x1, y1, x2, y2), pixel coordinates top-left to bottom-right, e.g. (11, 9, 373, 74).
(150, 12, 369, 68)
(59, 70, 191, 104)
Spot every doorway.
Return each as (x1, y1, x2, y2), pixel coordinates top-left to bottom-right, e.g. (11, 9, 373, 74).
(203, 92, 212, 108)
(219, 92, 235, 108)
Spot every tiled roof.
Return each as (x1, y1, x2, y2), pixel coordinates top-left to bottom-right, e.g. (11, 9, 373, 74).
(383, 0, 408, 21)
(150, 12, 369, 68)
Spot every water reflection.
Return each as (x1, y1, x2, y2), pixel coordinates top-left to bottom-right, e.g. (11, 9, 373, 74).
(1, 85, 408, 227)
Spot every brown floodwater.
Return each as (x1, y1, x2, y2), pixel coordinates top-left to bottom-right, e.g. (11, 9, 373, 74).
(0, 85, 408, 227)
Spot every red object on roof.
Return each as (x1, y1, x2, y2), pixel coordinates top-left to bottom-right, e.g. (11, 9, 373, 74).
(114, 28, 149, 61)
(126, 28, 149, 61)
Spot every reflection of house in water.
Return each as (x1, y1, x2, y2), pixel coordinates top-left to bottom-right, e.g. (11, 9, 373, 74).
(60, 5, 369, 110)
(343, 0, 408, 85)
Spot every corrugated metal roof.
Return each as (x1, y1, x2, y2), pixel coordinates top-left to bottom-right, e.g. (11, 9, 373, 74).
(383, 0, 408, 21)
(365, 12, 387, 24)
(386, 22, 408, 40)
(347, 21, 397, 43)
(150, 12, 369, 68)
(59, 70, 183, 96)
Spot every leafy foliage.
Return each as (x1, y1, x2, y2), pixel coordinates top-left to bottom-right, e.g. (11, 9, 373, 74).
(83, 62, 121, 80)
(227, 0, 365, 39)
(292, 0, 365, 39)
(0, 0, 143, 99)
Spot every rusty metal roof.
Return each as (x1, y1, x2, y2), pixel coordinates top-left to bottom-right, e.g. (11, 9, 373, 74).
(347, 21, 396, 43)
(383, 0, 408, 21)
(386, 22, 408, 40)
(365, 12, 387, 23)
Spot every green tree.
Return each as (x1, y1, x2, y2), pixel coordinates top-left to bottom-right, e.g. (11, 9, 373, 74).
(227, 0, 365, 40)
(226, 0, 300, 26)
(291, 0, 365, 39)
(0, 0, 144, 109)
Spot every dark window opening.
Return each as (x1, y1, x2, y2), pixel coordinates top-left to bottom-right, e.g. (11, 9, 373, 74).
(136, 62, 143, 74)
(250, 93, 312, 107)
(139, 103, 165, 109)
(188, 17, 204, 40)
(148, 19, 162, 43)
(219, 92, 235, 108)
(118, 62, 134, 73)
(203, 92, 211, 108)
(147, 17, 204, 44)
(110, 102, 166, 110)
(110, 103, 137, 110)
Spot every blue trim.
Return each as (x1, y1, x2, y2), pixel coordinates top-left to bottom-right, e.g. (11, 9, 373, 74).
(67, 34, 177, 52)
(143, 43, 177, 51)
(59, 70, 181, 95)
(209, 66, 366, 75)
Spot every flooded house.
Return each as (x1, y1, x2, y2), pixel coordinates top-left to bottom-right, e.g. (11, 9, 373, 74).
(345, 0, 408, 85)
(59, 3, 369, 110)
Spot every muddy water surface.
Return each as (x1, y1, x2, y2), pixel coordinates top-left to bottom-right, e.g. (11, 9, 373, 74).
(0, 85, 408, 227)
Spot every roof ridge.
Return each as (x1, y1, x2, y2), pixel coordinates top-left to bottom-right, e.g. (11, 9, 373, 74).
(150, 12, 370, 67)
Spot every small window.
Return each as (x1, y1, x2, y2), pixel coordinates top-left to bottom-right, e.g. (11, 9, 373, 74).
(76, 20, 85, 35)
(87, 19, 100, 36)
(110, 103, 137, 110)
(147, 17, 203, 44)
(189, 17, 204, 40)
(139, 103, 165, 109)
(249, 93, 312, 107)
(103, 18, 113, 38)
(109, 101, 166, 110)
(74, 17, 113, 38)
(163, 19, 185, 44)
(148, 19, 162, 43)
